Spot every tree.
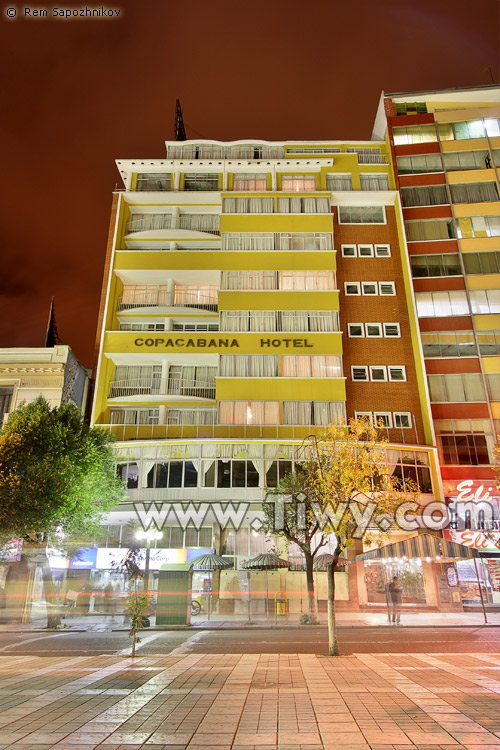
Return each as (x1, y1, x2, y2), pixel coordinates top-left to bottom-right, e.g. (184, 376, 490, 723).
(117, 543, 153, 658)
(264, 419, 419, 655)
(0, 396, 126, 627)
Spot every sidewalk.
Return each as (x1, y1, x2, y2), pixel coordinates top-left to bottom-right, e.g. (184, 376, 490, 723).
(1, 610, 500, 632)
(0, 649, 499, 749)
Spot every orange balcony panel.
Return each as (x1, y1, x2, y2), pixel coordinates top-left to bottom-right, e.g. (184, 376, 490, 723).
(394, 143, 441, 157)
(425, 358, 481, 374)
(413, 277, 466, 293)
(419, 316, 474, 331)
(431, 402, 490, 419)
(408, 240, 459, 255)
(403, 206, 453, 221)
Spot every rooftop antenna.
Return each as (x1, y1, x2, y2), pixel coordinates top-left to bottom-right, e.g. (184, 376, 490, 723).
(174, 99, 187, 141)
(44, 297, 62, 347)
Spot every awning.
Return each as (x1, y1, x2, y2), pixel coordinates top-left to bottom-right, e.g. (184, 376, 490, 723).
(355, 532, 475, 562)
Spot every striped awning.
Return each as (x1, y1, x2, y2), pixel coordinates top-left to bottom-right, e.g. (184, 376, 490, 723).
(355, 532, 475, 562)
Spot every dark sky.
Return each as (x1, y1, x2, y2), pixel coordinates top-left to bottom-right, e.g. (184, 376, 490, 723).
(1, 0, 498, 368)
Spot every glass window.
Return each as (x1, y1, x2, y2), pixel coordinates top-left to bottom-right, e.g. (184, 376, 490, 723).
(375, 244, 391, 257)
(341, 245, 357, 257)
(345, 282, 361, 295)
(362, 282, 377, 296)
(366, 323, 382, 337)
(360, 174, 389, 190)
(326, 174, 353, 190)
(348, 323, 364, 337)
(396, 154, 442, 174)
(463, 252, 500, 275)
(338, 206, 385, 223)
(405, 219, 455, 241)
(281, 175, 316, 191)
(401, 185, 449, 208)
(232, 174, 268, 191)
(452, 120, 485, 140)
(183, 173, 219, 191)
(379, 282, 396, 295)
(410, 254, 461, 277)
(358, 244, 374, 257)
(135, 173, 171, 191)
(351, 366, 368, 381)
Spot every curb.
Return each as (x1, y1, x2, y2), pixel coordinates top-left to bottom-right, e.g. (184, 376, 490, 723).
(0, 623, 498, 633)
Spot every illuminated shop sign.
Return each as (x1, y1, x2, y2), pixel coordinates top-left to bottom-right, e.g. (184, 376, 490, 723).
(455, 480, 496, 503)
(444, 530, 500, 552)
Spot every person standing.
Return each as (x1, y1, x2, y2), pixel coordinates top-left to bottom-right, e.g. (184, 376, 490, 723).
(388, 576, 402, 625)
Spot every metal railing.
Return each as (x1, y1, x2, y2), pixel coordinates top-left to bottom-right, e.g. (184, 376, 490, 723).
(177, 216, 220, 235)
(117, 287, 219, 313)
(108, 378, 216, 400)
(357, 153, 389, 164)
(126, 216, 172, 233)
(99, 422, 328, 442)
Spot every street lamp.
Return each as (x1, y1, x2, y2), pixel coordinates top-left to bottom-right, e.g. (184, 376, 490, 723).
(136, 530, 163, 594)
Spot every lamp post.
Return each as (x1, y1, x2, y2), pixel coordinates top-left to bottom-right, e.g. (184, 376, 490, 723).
(136, 530, 162, 594)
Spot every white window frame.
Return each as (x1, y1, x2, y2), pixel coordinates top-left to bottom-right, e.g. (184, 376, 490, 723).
(341, 244, 357, 257)
(379, 281, 396, 295)
(345, 282, 361, 296)
(370, 366, 387, 382)
(375, 244, 391, 257)
(348, 323, 365, 338)
(374, 411, 393, 428)
(365, 323, 383, 338)
(388, 366, 407, 382)
(338, 206, 386, 224)
(358, 244, 374, 257)
(383, 323, 401, 338)
(351, 366, 369, 381)
(362, 281, 378, 296)
(394, 412, 412, 428)
(355, 411, 373, 424)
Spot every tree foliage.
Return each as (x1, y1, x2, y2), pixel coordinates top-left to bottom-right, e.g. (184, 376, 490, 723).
(263, 419, 420, 653)
(0, 396, 125, 541)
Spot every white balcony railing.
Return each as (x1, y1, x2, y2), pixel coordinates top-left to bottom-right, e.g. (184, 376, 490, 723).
(108, 378, 216, 400)
(117, 287, 219, 313)
(357, 153, 389, 164)
(126, 215, 172, 233)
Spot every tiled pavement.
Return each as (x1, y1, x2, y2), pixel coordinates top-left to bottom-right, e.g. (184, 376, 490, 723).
(0, 651, 498, 750)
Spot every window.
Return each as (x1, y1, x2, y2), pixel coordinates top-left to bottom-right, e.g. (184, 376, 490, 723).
(452, 120, 485, 140)
(218, 401, 280, 425)
(477, 330, 500, 356)
(383, 323, 401, 337)
(401, 185, 449, 208)
(427, 373, 486, 402)
(450, 182, 499, 204)
(435, 419, 493, 465)
(341, 245, 357, 257)
(183, 173, 219, 191)
(394, 412, 412, 428)
(279, 270, 335, 291)
(0, 387, 13, 428)
(136, 173, 170, 191)
(348, 323, 364, 337)
(375, 244, 391, 257)
(232, 174, 267, 191)
(338, 206, 385, 223)
(443, 151, 491, 171)
(394, 101, 427, 115)
(485, 118, 500, 137)
(370, 366, 387, 381)
(346, 147, 388, 164)
(366, 323, 382, 337)
(219, 355, 278, 378)
(405, 218, 455, 241)
(345, 282, 361, 295)
(392, 125, 438, 145)
(410, 254, 461, 278)
(362, 282, 377, 296)
(223, 197, 274, 213)
(351, 366, 369, 381)
(220, 310, 340, 333)
(276, 197, 330, 213)
(281, 175, 316, 191)
(463, 252, 500, 275)
(326, 174, 352, 190)
(281, 356, 342, 378)
(360, 174, 390, 190)
(278, 233, 333, 251)
(396, 154, 442, 174)
(355, 411, 373, 424)
(358, 244, 374, 257)
(120, 322, 166, 331)
(486, 373, 500, 400)
(287, 147, 342, 154)
(110, 409, 159, 425)
(388, 366, 406, 382)
(379, 282, 396, 295)
(282, 401, 346, 425)
(457, 216, 500, 238)
(415, 291, 470, 317)
(421, 331, 477, 357)
(470, 289, 500, 314)
(374, 412, 392, 428)
(172, 322, 219, 332)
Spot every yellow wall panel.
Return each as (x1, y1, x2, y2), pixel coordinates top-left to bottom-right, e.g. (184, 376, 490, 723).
(433, 104, 500, 121)
(114, 250, 337, 272)
(220, 214, 333, 233)
(474, 313, 500, 330)
(466, 273, 500, 290)
(441, 138, 489, 153)
(481, 357, 500, 374)
(454, 202, 500, 218)
(219, 290, 340, 311)
(460, 237, 500, 252)
(490, 402, 500, 419)
(216, 377, 346, 402)
(447, 169, 497, 184)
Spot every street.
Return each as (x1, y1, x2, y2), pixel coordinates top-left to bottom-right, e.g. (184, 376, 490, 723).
(0, 625, 498, 656)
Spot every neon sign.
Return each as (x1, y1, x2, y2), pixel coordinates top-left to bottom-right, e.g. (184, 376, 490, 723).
(456, 480, 494, 504)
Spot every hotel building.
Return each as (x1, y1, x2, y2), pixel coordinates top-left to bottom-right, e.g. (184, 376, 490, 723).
(89, 130, 457, 614)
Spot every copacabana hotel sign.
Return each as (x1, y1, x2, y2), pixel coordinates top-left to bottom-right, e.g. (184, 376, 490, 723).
(133, 336, 315, 349)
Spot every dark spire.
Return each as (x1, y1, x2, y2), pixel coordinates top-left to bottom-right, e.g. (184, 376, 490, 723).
(174, 99, 187, 141)
(44, 297, 61, 347)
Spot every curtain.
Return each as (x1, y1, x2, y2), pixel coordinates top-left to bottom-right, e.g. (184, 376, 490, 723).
(250, 311, 277, 332)
(451, 182, 499, 204)
(283, 402, 312, 425)
(220, 356, 278, 377)
(232, 175, 267, 191)
(281, 311, 309, 332)
(401, 185, 448, 207)
(405, 219, 451, 241)
(360, 174, 389, 191)
(222, 198, 236, 213)
(281, 176, 316, 191)
(309, 311, 338, 331)
(220, 311, 250, 331)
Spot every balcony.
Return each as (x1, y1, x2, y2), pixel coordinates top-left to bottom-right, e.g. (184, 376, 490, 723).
(117, 286, 219, 313)
(126, 215, 220, 236)
(166, 144, 285, 160)
(108, 378, 216, 400)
